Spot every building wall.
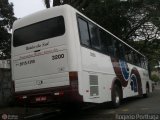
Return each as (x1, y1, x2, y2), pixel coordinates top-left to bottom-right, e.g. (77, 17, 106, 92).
(0, 60, 13, 107)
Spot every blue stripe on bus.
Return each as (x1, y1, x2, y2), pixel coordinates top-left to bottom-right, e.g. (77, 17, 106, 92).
(119, 60, 129, 81)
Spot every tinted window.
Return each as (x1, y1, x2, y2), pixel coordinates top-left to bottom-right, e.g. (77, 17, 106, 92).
(100, 30, 108, 53)
(77, 15, 146, 68)
(117, 43, 125, 60)
(100, 30, 112, 54)
(13, 16, 65, 47)
(124, 46, 134, 64)
(110, 37, 117, 57)
(133, 52, 141, 67)
(78, 18, 90, 47)
(89, 23, 101, 50)
(139, 55, 147, 69)
(144, 59, 148, 69)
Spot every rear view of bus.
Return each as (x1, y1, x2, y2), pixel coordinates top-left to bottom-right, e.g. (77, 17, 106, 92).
(12, 5, 82, 105)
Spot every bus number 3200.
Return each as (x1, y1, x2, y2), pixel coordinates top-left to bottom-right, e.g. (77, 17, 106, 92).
(52, 54, 64, 60)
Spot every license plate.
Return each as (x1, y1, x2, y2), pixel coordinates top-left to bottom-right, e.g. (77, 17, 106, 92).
(35, 96, 47, 102)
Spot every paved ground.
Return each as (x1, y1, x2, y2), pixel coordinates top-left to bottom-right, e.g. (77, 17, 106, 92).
(0, 85, 160, 120)
(0, 105, 55, 120)
(46, 85, 160, 120)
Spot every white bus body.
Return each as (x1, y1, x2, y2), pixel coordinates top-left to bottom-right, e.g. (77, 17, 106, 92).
(12, 5, 152, 105)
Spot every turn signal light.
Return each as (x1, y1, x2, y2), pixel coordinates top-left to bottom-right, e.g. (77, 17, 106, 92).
(69, 72, 78, 81)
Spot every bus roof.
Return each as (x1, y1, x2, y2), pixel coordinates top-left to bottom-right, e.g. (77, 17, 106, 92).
(13, 5, 69, 30)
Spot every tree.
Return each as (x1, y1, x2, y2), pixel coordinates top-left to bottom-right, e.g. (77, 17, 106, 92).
(43, 0, 90, 10)
(0, 0, 16, 59)
(151, 74, 160, 82)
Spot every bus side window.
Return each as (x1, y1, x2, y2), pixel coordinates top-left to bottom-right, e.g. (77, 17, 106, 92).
(105, 35, 113, 56)
(124, 46, 129, 62)
(118, 43, 125, 60)
(89, 23, 101, 50)
(125, 47, 133, 64)
(110, 38, 117, 57)
(140, 57, 145, 68)
(114, 40, 120, 58)
(112, 39, 123, 59)
(141, 58, 148, 69)
(133, 52, 141, 67)
(145, 59, 148, 69)
(99, 29, 112, 54)
(78, 18, 91, 47)
(138, 54, 142, 67)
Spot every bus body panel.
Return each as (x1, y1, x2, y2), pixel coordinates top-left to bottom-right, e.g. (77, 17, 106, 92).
(13, 45, 69, 92)
(70, 11, 115, 103)
(15, 72, 69, 92)
(70, 10, 117, 103)
(79, 47, 115, 103)
(13, 45, 68, 80)
(122, 63, 140, 98)
(12, 6, 77, 94)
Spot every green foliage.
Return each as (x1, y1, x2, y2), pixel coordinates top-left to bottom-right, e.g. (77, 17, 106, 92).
(0, 0, 16, 59)
(151, 74, 160, 82)
(43, 0, 90, 10)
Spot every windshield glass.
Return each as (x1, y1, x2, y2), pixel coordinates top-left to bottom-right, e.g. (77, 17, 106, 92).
(13, 16, 65, 47)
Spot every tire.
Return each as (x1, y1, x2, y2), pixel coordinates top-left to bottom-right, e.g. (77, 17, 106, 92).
(112, 84, 121, 108)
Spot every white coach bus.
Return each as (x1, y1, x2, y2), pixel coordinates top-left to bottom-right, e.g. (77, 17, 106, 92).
(12, 5, 152, 107)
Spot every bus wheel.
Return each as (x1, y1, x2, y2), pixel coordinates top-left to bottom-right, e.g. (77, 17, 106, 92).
(112, 84, 121, 108)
